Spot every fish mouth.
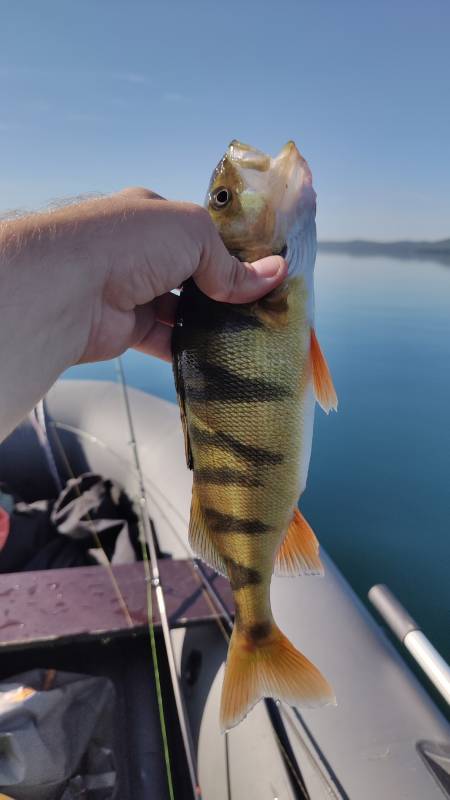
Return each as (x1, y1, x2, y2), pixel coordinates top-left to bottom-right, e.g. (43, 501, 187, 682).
(227, 140, 272, 172)
(227, 139, 315, 224)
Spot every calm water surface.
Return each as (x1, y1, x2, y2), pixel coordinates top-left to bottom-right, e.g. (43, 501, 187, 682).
(66, 253, 450, 665)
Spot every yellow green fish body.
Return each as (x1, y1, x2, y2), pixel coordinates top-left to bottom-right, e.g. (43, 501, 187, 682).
(173, 141, 337, 730)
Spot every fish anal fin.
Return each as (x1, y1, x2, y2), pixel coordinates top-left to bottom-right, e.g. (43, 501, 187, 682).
(275, 507, 324, 577)
(310, 328, 338, 414)
(220, 622, 335, 731)
(189, 485, 227, 575)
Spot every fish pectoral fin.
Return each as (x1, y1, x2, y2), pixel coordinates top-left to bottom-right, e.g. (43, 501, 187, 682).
(220, 623, 335, 732)
(310, 328, 338, 414)
(274, 507, 324, 577)
(188, 485, 227, 575)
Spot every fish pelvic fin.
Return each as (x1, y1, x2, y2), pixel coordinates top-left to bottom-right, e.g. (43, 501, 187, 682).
(310, 328, 338, 414)
(188, 484, 227, 575)
(220, 623, 335, 732)
(274, 507, 324, 577)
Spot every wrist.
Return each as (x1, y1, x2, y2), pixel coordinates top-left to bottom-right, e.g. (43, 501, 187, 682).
(1, 204, 109, 369)
(0, 205, 111, 441)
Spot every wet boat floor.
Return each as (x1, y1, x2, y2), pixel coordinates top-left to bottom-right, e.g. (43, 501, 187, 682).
(0, 559, 233, 797)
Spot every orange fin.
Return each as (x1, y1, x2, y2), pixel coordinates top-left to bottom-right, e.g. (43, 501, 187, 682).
(188, 484, 227, 575)
(274, 508, 324, 577)
(172, 332, 193, 469)
(310, 328, 338, 413)
(220, 622, 335, 731)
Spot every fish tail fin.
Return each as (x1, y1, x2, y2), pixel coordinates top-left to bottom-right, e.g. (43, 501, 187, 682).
(220, 623, 335, 731)
(275, 507, 324, 577)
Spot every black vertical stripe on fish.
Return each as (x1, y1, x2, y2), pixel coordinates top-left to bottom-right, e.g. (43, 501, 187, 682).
(195, 467, 262, 487)
(177, 279, 264, 335)
(190, 425, 284, 467)
(187, 361, 291, 403)
(224, 558, 262, 590)
(246, 621, 272, 642)
(204, 508, 273, 534)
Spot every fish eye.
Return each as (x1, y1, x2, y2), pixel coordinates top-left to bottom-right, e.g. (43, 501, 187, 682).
(211, 186, 232, 209)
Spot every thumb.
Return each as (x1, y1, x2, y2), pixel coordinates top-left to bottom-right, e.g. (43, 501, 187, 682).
(195, 251, 288, 304)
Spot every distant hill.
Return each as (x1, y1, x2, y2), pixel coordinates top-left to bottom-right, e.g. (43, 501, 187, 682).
(318, 239, 450, 266)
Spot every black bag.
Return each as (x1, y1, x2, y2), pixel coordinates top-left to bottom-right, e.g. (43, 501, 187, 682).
(0, 474, 140, 573)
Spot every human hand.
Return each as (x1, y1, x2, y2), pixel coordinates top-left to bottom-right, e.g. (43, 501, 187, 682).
(76, 187, 287, 363)
(0, 187, 287, 442)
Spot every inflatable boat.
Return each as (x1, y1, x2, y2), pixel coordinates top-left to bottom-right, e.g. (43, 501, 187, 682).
(0, 376, 449, 799)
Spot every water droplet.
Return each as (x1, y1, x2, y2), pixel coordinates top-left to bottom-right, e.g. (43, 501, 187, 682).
(27, 585, 37, 597)
(47, 582, 59, 591)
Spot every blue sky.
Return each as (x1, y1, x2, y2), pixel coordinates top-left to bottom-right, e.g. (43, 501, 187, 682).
(1, 0, 449, 239)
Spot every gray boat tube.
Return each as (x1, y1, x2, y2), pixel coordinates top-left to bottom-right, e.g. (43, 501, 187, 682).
(15, 379, 449, 800)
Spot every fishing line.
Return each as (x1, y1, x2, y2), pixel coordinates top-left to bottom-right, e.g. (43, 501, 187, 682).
(47, 416, 134, 629)
(46, 377, 338, 799)
(50, 420, 194, 558)
(116, 356, 201, 800)
(186, 562, 311, 800)
(50, 409, 307, 798)
(47, 412, 176, 798)
(113, 360, 312, 800)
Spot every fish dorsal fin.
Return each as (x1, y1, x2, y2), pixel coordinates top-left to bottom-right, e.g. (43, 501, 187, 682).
(172, 327, 193, 470)
(274, 507, 324, 577)
(310, 328, 338, 414)
(189, 485, 227, 575)
(179, 398, 193, 470)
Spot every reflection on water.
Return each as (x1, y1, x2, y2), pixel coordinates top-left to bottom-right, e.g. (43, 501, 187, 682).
(65, 254, 450, 664)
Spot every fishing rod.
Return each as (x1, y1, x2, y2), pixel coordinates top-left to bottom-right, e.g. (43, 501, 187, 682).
(116, 357, 202, 800)
(35, 385, 198, 799)
(36, 377, 338, 800)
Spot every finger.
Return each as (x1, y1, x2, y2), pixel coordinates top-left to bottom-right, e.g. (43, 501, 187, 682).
(193, 215, 288, 303)
(196, 253, 287, 304)
(155, 291, 178, 326)
(116, 186, 165, 201)
(134, 319, 173, 362)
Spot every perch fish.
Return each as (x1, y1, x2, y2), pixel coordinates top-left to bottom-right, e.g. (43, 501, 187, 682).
(173, 140, 337, 730)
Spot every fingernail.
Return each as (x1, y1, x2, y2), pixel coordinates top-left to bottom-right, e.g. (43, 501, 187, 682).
(254, 255, 286, 278)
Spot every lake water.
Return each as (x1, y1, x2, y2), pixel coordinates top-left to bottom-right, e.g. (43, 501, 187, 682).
(66, 253, 450, 667)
